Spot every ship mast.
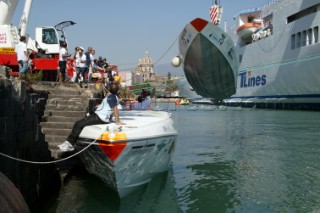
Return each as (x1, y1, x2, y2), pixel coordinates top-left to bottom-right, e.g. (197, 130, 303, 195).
(213, 0, 221, 5)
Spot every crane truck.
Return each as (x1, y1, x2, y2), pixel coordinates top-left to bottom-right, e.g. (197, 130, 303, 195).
(0, 0, 75, 79)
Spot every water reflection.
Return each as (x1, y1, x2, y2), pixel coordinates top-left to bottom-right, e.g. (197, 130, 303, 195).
(172, 109, 320, 212)
(41, 109, 320, 213)
(45, 169, 180, 213)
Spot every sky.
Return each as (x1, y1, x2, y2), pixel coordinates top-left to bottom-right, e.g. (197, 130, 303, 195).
(11, 0, 268, 72)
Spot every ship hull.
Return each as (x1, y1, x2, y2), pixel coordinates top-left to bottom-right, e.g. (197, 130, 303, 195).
(179, 18, 238, 100)
(226, 52, 320, 110)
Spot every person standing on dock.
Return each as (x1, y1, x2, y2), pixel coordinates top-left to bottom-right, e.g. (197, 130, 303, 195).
(16, 36, 29, 76)
(58, 42, 71, 82)
(87, 49, 96, 84)
(74, 46, 86, 83)
(58, 82, 125, 152)
(73, 47, 79, 60)
(84, 47, 93, 83)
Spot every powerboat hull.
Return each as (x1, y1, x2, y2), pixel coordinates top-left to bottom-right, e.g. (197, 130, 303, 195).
(75, 110, 177, 198)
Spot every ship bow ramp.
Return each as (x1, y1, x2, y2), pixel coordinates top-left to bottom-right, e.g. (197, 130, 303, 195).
(180, 18, 238, 100)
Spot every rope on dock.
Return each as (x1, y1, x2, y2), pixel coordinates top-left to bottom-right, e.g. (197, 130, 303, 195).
(0, 136, 100, 164)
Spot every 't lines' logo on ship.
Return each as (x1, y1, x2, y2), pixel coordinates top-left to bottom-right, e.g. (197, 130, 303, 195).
(239, 72, 266, 88)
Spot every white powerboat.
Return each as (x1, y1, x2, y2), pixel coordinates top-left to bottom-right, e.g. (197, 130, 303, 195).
(75, 110, 177, 198)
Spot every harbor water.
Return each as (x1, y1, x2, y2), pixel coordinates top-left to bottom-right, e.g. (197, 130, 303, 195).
(41, 104, 320, 213)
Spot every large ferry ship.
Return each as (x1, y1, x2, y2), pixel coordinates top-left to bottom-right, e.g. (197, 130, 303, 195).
(175, 0, 320, 110)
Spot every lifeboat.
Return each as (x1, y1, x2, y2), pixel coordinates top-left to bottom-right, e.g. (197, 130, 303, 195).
(237, 22, 261, 38)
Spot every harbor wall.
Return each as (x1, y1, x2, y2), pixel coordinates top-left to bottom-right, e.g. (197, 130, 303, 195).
(0, 78, 60, 211)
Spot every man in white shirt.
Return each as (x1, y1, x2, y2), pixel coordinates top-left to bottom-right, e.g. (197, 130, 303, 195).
(16, 36, 28, 76)
(58, 42, 71, 82)
(73, 46, 86, 83)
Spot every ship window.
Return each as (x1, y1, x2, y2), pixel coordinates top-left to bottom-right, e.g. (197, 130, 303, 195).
(287, 4, 318, 23)
(291, 34, 295, 49)
(302, 30, 306, 46)
(296, 32, 301, 48)
(314, 26, 319, 43)
(307, 29, 312, 45)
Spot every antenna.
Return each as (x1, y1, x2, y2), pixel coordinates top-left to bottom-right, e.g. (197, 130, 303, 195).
(213, 0, 221, 5)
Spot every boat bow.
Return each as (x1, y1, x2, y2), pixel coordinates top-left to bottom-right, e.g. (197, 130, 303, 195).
(178, 18, 238, 100)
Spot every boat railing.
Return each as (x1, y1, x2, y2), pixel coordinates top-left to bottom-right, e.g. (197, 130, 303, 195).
(234, 0, 282, 23)
(235, 7, 263, 18)
(260, 0, 281, 19)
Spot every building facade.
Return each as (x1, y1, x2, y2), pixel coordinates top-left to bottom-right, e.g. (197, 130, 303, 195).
(132, 51, 155, 84)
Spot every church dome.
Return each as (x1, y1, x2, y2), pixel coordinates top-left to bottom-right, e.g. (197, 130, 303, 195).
(139, 51, 153, 66)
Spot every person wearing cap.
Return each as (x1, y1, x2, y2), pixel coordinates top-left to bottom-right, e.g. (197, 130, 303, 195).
(58, 42, 71, 82)
(93, 59, 105, 73)
(74, 46, 86, 83)
(96, 56, 104, 67)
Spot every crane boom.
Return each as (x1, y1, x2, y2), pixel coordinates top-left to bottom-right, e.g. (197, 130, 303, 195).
(19, 0, 32, 36)
(0, 0, 19, 25)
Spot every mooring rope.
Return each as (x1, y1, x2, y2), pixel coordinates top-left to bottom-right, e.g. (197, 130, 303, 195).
(0, 137, 100, 164)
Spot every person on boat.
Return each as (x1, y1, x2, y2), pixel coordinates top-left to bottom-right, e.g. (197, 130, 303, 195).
(58, 82, 126, 152)
(141, 89, 147, 99)
(138, 89, 147, 103)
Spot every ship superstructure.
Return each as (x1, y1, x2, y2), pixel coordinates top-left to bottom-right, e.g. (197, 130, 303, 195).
(225, 0, 320, 109)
